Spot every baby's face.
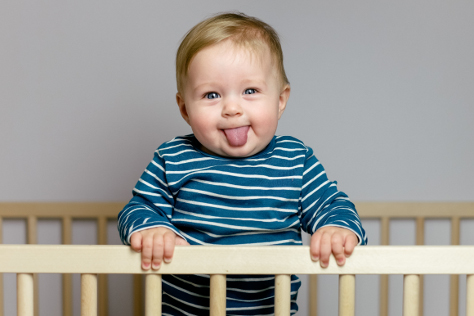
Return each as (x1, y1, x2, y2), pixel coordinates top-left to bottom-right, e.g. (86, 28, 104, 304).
(177, 40, 290, 157)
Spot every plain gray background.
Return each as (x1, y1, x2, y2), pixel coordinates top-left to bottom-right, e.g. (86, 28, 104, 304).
(1, 1, 473, 315)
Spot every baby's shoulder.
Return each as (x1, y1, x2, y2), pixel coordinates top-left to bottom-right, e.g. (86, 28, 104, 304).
(156, 135, 196, 155)
(274, 135, 310, 151)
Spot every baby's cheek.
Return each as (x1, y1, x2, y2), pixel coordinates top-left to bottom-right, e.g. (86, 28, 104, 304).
(252, 114, 278, 136)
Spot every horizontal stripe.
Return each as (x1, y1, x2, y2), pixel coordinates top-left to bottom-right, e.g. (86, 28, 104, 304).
(118, 134, 367, 315)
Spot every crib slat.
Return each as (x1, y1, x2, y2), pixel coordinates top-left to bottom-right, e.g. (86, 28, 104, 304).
(134, 275, 144, 316)
(339, 275, 355, 316)
(27, 216, 37, 245)
(467, 274, 474, 316)
(145, 274, 162, 316)
(416, 217, 424, 316)
(450, 217, 460, 316)
(380, 217, 390, 316)
(97, 217, 108, 316)
(62, 216, 73, 316)
(403, 274, 420, 316)
(81, 274, 98, 316)
(275, 274, 291, 316)
(210, 274, 226, 316)
(309, 275, 317, 316)
(0, 216, 3, 316)
(18, 273, 34, 316)
(26, 216, 39, 316)
(0, 272, 3, 316)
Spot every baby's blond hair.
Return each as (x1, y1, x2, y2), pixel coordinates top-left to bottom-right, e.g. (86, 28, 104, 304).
(176, 12, 289, 94)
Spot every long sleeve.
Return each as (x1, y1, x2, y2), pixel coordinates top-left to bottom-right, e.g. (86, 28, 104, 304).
(298, 146, 367, 245)
(117, 149, 184, 245)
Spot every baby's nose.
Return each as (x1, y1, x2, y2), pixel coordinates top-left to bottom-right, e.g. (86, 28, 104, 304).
(222, 99, 243, 117)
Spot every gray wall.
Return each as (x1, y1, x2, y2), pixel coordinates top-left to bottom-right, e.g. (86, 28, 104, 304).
(1, 1, 473, 316)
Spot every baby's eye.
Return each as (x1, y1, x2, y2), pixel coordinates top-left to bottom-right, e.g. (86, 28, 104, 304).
(205, 92, 220, 99)
(244, 88, 257, 95)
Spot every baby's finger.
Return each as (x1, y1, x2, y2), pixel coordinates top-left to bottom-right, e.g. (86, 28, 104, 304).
(319, 232, 332, 268)
(151, 234, 164, 270)
(331, 234, 345, 266)
(162, 231, 176, 263)
(310, 232, 322, 261)
(175, 236, 190, 246)
(344, 234, 358, 258)
(141, 235, 153, 270)
(130, 233, 143, 253)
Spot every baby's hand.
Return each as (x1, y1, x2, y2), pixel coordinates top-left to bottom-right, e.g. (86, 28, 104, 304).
(310, 226, 358, 268)
(130, 227, 189, 271)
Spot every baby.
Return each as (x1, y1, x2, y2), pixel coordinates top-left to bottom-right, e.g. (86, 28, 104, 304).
(118, 12, 367, 315)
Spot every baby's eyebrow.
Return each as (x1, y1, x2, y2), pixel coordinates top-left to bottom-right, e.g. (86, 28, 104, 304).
(191, 82, 217, 94)
(240, 79, 267, 89)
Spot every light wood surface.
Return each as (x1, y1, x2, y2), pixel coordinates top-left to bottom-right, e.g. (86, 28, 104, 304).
(403, 275, 420, 316)
(450, 217, 461, 316)
(0, 217, 3, 316)
(81, 274, 97, 316)
(62, 216, 73, 316)
(467, 274, 474, 316)
(26, 216, 39, 316)
(0, 202, 123, 217)
(309, 275, 317, 316)
(133, 275, 144, 316)
(145, 274, 161, 316)
(97, 216, 108, 316)
(380, 217, 390, 316)
(275, 274, 291, 316)
(339, 275, 355, 316)
(17, 273, 34, 316)
(1, 201, 474, 316)
(415, 217, 424, 316)
(1, 245, 474, 274)
(356, 202, 474, 218)
(210, 274, 226, 316)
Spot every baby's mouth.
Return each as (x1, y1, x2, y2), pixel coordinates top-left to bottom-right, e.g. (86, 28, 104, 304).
(223, 126, 250, 147)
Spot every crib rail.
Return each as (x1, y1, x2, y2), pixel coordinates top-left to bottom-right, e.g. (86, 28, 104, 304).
(0, 202, 121, 316)
(1, 245, 474, 316)
(1, 202, 474, 316)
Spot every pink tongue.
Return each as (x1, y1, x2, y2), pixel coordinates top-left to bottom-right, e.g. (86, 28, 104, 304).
(223, 126, 249, 147)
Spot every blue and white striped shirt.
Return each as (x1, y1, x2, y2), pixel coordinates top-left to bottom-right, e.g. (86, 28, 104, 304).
(118, 134, 367, 315)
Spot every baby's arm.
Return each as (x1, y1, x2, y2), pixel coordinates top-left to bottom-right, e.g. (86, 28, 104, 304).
(310, 226, 358, 268)
(130, 227, 189, 270)
(299, 146, 366, 267)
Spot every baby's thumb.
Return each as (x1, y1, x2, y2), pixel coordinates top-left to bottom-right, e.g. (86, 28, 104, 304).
(130, 233, 143, 252)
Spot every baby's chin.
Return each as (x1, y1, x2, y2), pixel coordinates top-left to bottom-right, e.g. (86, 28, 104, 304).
(199, 142, 257, 158)
(216, 143, 266, 158)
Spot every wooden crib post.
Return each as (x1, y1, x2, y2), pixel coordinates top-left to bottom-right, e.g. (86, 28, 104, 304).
(380, 216, 390, 316)
(62, 216, 73, 316)
(415, 217, 425, 316)
(275, 274, 291, 316)
(134, 275, 144, 316)
(81, 274, 98, 316)
(26, 216, 39, 316)
(145, 274, 162, 316)
(97, 216, 108, 316)
(467, 274, 474, 316)
(17, 273, 34, 316)
(210, 274, 226, 316)
(450, 216, 461, 316)
(339, 274, 355, 316)
(309, 275, 318, 316)
(0, 216, 3, 316)
(403, 274, 420, 316)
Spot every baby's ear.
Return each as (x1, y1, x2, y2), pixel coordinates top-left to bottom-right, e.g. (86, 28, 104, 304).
(176, 93, 190, 124)
(278, 85, 290, 119)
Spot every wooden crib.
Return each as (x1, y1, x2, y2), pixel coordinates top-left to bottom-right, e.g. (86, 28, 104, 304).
(1, 202, 473, 316)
